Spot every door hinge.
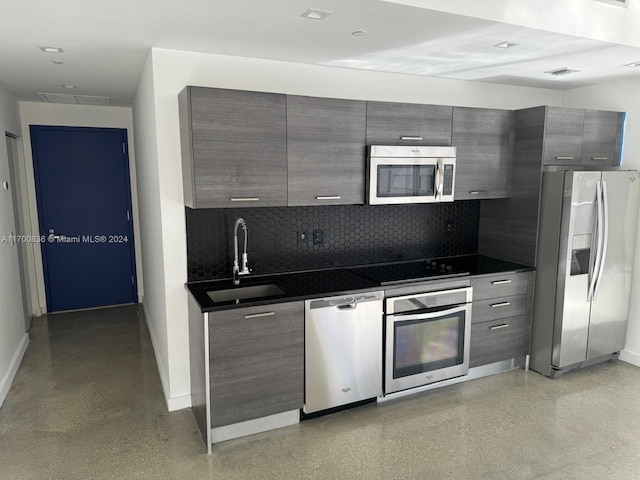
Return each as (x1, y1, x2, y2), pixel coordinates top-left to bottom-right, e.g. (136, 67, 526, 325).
(122, 143, 125, 154)
(127, 210, 130, 221)
(131, 275, 134, 285)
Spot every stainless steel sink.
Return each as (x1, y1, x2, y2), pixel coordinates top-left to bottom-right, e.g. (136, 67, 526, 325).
(206, 284, 286, 303)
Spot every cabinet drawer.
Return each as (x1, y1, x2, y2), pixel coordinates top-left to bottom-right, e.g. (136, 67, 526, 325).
(472, 294, 526, 324)
(469, 315, 525, 368)
(471, 272, 528, 300)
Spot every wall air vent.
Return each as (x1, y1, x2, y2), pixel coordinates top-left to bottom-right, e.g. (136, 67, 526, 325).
(595, 0, 628, 8)
(544, 67, 582, 77)
(39, 93, 110, 106)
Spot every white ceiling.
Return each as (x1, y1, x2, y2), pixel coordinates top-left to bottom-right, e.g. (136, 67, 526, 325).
(1, 0, 640, 106)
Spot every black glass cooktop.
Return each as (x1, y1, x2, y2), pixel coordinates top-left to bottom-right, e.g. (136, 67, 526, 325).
(349, 254, 532, 286)
(349, 258, 470, 285)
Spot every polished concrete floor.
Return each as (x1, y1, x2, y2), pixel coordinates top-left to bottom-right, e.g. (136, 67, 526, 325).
(1, 305, 640, 479)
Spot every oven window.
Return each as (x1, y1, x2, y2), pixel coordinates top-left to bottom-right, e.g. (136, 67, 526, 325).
(377, 165, 435, 197)
(393, 313, 465, 378)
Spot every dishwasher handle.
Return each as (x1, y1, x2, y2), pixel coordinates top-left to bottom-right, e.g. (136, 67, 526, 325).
(306, 291, 384, 310)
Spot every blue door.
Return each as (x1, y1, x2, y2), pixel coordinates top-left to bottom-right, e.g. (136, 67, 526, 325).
(30, 126, 137, 312)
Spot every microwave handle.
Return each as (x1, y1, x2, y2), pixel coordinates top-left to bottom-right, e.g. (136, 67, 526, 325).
(434, 158, 444, 200)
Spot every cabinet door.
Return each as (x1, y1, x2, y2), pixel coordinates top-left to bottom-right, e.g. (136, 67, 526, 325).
(581, 110, 622, 167)
(452, 107, 512, 200)
(208, 302, 304, 428)
(287, 96, 366, 206)
(542, 107, 584, 166)
(366, 101, 452, 146)
(187, 87, 287, 208)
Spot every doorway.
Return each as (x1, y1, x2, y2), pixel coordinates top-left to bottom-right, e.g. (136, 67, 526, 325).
(30, 126, 137, 312)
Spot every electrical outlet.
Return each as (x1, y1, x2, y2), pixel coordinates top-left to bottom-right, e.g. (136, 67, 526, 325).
(297, 230, 308, 245)
(446, 222, 453, 234)
(313, 229, 324, 245)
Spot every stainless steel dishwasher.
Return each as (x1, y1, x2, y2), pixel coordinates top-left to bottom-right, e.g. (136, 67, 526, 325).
(304, 291, 384, 414)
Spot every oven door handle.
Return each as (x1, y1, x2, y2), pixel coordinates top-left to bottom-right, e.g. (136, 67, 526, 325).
(392, 304, 467, 321)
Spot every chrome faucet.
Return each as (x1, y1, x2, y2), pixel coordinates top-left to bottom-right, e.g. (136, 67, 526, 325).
(233, 217, 250, 285)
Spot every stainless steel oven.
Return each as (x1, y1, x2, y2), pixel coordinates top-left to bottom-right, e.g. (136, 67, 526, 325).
(384, 287, 472, 394)
(367, 145, 456, 205)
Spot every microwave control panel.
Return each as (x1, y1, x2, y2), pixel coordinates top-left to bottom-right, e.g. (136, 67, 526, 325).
(443, 164, 454, 195)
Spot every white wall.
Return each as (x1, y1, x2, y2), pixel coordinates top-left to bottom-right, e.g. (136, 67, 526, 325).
(563, 79, 640, 366)
(132, 54, 182, 410)
(0, 86, 28, 408)
(19, 102, 144, 315)
(147, 47, 561, 410)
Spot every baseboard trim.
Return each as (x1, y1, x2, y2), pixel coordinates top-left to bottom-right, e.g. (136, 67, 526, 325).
(0, 333, 30, 408)
(620, 349, 640, 367)
(167, 393, 192, 411)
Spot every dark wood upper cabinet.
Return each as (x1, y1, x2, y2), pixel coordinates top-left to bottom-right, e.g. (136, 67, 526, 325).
(452, 107, 513, 201)
(287, 96, 366, 206)
(365, 101, 453, 146)
(542, 106, 622, 167)
(179, 87, 288, 208)
(581, 109, 623, 167)
(542, 106, 584, 166)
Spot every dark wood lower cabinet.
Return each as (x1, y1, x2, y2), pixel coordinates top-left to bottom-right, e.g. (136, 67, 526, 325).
(469, 271, 530, 368)
(208, 302, 304, 428)
(470, 315, 526, 368)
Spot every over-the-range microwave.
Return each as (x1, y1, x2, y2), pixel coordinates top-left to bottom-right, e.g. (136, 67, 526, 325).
(366, 145, 456, 205)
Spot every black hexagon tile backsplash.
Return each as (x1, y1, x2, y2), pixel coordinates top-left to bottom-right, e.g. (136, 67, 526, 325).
(186, 202, 480, 281)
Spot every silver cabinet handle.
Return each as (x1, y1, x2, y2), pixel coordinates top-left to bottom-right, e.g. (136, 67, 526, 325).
(400, 136, 423, 140)
(555, 156, 574, 160)
(491, 302, 511, 308)
(315, 196, 341, 200)
(491, 279, 512, 285)
(591, 157, 608, 161)
(230, 197, 260, 202)
(490, 324, 510, 330)
(469, 190, 487, 195)
(244, 312, 275, 319)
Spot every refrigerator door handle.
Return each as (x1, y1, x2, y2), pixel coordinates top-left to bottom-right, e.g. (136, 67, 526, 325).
(593, 180, 609, 300)
(588, 180, 605, 302)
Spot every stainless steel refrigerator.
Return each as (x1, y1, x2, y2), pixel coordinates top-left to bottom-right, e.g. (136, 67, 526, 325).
(530, 169, 640, 377)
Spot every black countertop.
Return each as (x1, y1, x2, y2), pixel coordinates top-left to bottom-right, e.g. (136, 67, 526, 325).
(187, 254, 533, 312)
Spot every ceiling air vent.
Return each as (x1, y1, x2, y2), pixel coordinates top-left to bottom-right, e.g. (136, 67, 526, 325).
(595, 0, 628, 8)
(544, 67, 582, 77)
(39, 93, 110, 106)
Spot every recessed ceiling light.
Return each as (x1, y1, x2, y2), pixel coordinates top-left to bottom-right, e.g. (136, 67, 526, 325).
(300, 9, 332, 20)
(544, 67, 582, 77)
(39, 46, 64, 53)
(52, 60, 64, 65)
(62, 84, 78, 89)
(623, 61, 640, 68)
(351, 30, 366, 37)
(493, 41, 516, 49)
